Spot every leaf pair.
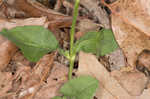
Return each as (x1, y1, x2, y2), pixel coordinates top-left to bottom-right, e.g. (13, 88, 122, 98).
(52, 76, 99, 99)
(0, 26, 118, 62)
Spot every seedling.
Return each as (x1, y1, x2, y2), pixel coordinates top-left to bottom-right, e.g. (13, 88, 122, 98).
(0, 0, 118, 99)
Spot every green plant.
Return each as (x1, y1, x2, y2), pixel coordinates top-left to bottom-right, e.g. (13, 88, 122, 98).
(52, 76, 99, 99)
(0, 0, 118, 99)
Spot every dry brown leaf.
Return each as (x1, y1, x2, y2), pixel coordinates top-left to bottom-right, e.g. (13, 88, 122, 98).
(0, 17, 47, 30)
(7, 0, 72, 29)
(16, 53, 55, 99)
(33, 53, 55, 81)
(75, 19, 100, 39)
(80, 0, 110, 29)
(136, 49, 150, 71)
(11, 51, 31, 66)
(16, 53, 67, 99)
(111, 70, 148, 96)
(0, 2, 26, 18)
(76, 51, 134, 99)
(137, 89, 150, 99)
(77, 52, 150, 98)
(109, 0, 150, 67)
(110, 0, 150, 36)
(95, 85, 115, 99)
(34, 62, 68, 99)
(106, 48, 126, 71)
(0, 72, 13, 98)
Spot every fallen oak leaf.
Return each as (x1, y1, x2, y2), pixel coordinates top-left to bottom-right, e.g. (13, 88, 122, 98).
(136, 49, 150, 72)
(76, 52, 134, 99)
(111, 70, 149, 96)
(80, 0, 110, 29)
(101, 0, 150, 67)
(34, 62, 68, 99)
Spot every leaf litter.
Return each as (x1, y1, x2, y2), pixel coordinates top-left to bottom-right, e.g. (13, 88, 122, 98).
(0, 0, 150, 99)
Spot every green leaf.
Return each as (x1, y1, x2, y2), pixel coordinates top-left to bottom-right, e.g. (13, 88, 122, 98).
(60, 76, 99, 99)
(0, 26, 58, 62)
(51, 96, 63, 99)
(74, 29, 118, 56)
(58, 48, 70, 60)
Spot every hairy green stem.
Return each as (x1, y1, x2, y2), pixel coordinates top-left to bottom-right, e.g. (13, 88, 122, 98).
(69, 0, 80, 80)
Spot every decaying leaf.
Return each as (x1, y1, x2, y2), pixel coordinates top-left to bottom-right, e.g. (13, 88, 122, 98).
(106, 48, 126, 71)
(16, 53, 55, 98)
(111, 70, 149, 96)
(110, 0, 150, 67)
(34, 62, 68, 99)
(80, 0, 110, 29)
(136, 49, 150, 72)
(75, 19, 100, 39)
(0, 72, 13, 98)
(77, 52, 150, 99)
(137, 89, 150, 99)
(0, 17, 48, 30)
(76, 51, 134, 99)
(7, 0, 72, 29)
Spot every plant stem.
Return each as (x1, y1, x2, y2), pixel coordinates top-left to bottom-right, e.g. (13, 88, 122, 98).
(63, 96, 67, 99)
(69, 0, 80, 80)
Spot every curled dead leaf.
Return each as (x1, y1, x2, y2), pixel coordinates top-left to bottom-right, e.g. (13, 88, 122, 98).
(77, 51, 134, 99)
(10, 0, 72, 29)
(136, 49, 150, 72)
(109, 0, 150, 67)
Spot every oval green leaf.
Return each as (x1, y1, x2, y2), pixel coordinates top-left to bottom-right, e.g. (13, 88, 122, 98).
(0, 26, 58, 62)
(74, 29, 118, 56)
(60, 76, 99, 99)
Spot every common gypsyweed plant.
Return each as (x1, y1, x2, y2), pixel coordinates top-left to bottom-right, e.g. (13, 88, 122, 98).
(0, 0, 118, 99)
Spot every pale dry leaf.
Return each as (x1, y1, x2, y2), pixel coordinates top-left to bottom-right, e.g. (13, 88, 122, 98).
(80, 0, 110, 29)
(33, 53, 55, 80)
(18, 53, 55, 99)
(11, 51, 31, 66)
(136, 49, 150, 71)
(136, 89, 150, 99)
(111, 0, 150, 67)
(111, 70, 149, 96)
(17, 54, 67, 99)
(76, 51, 134, 99)
(75, 19, 100, 39)
(34, 62, 68, 99)
(0, 72, 13, 98)
(0, 17, 47, 30)
(106, 48, 126, 71)
(7, 0, 72, 29)
(111, 0, 150, 36)
(95, 84, 115, 99)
